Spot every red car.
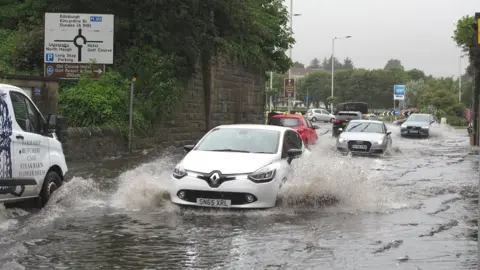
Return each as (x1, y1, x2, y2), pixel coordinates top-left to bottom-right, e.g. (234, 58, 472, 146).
(268, 114, 319, 145)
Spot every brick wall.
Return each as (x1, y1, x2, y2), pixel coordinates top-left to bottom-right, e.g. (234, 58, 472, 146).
(64, 56, 266, 161)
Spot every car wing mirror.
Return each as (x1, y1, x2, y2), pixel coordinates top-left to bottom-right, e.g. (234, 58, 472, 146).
(287, 148, 302, 164)
(184, 144, 195, 152)
(386, 131, 391, 135)
(338, 128, 343, 132)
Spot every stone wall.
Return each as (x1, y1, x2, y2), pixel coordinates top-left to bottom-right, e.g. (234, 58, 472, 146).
(63, 56, 266, 161)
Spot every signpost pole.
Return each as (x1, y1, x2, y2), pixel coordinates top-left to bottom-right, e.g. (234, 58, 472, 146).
(128, 77, 136, 152)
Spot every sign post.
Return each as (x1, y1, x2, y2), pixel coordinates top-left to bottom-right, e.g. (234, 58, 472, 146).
(44, 13, 114, 79)
(284, 78, 295, 113)
(393, 85, 405, 121)
(128, 77, 136, 152)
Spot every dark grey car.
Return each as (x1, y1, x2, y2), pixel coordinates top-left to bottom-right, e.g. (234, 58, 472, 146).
(400, 113, 436, 138)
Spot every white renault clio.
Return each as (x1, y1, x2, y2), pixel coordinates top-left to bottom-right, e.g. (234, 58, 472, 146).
(0, 84, 68, 207)
(169, 124, 307, 209)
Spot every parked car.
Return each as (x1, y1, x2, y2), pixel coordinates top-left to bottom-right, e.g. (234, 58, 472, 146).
(268, 114, 319, 146)
(306, 108, 335, 123)
(0, 83, 68, 207)
(170, 124, 308, 209)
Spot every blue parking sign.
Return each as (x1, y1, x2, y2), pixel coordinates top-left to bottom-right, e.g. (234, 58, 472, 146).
(45, 53, 54, 62)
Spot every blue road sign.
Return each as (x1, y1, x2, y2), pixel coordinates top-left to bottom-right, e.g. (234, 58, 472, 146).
(306, 95, 310, 102)
(393, 85, 405, 100)
(393, 109, 399, 116)
(90, 16, 103, 22)
(34, 87, 41, 95)
(46, 66, 54, 76)
(45, 53, 54, 62)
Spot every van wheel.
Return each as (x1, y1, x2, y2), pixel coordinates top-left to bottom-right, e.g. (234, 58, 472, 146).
(39, 171, 61, 207)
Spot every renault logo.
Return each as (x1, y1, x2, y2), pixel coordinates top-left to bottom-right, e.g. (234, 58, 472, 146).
(210, 173, 220, 184)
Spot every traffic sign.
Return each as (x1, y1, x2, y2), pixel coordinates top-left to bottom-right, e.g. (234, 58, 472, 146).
(44, 13, 114, 64)
(44, 63, 103, 79)
(284, 78, 295, 98)
(393, 109, 398, 116)
(393, 85, 405, 100)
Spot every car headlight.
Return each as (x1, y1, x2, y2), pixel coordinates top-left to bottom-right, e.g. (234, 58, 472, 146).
(338, 137, 345, 143)
(376, 139, 384, 144)
(401, 124, 407, 128)
(248, 164, 277, 183)
(422, 126, 429, 129)
(172, 164, 187, 179)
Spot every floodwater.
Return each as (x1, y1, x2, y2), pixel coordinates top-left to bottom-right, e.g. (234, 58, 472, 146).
(0, 123, 477, 270)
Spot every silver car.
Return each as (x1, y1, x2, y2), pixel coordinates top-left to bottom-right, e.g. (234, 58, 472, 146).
(400, 113, 436, 137)
(336, 120, 392, 155)
(306, 108, 335, 122)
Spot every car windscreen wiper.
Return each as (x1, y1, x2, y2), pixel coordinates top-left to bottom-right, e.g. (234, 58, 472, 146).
(210, 149, 250, 153)
(359, 123, 370, 132)
(346, 123, 363, 131)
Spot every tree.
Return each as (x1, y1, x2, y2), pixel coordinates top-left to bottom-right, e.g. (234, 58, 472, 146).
(2, 0, 295, 130)
(309, 58, 321, 68)
(292, 61, 304, 68)
(452, 15, 476, 51)
(321, 57, 343, 70)
(342, 57, 354, 69)
(384, 59, 404, 70)
(405, 79, 427, 107)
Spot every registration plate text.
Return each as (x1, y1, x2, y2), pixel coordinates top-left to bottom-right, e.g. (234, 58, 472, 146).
(196, 198, 231, 207)
(352, 144, 367, 150)
(409, 130, 419, 133)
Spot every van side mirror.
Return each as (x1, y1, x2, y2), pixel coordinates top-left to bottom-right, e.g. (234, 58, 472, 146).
(47, 114, 57, 129)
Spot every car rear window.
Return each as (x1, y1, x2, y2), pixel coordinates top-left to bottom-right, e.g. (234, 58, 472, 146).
(268, 117, 301, 127)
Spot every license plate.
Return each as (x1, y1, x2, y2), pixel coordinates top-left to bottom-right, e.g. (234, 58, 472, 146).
(409, 130, 418, 133)
(352, 145, 367, 150)
(196, 198, 231, 207)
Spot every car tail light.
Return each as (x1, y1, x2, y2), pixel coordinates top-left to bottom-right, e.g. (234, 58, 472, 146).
(333, 120, 341, 124)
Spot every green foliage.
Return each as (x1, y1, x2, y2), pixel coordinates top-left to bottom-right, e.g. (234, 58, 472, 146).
(452, 15, 476, 50)
(1, 0, 294, 129)
(0, 29, 15, 74)
(58, 72, 144, 133)
(287, 67, 465, 117)
(384, 59, 404, 70)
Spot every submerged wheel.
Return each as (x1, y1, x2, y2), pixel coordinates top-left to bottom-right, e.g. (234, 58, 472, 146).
(38, 171, 61, 207)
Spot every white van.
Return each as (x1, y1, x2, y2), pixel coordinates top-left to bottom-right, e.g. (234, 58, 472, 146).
(0, 83, 68, 207)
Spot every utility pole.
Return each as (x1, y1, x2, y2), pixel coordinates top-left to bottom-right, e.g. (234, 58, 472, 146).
(471, 13, 480, 146)
(330, 36, 352, 114)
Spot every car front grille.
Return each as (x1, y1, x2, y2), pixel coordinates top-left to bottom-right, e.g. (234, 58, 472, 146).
(347, 140, 372, 152)
(178, 190, 257, 205)
(406, 126, 421, 130)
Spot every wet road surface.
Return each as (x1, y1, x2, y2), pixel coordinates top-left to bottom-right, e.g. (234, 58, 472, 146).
(0, 123, 478, 270)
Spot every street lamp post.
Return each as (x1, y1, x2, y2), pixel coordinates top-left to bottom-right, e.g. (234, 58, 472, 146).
(330, 35, 352, 114)
(459, 53, 468, 103)
(287, 0, 301, 113)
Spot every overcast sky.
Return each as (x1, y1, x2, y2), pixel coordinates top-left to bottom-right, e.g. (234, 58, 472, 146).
(288, 0, 478, 77)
